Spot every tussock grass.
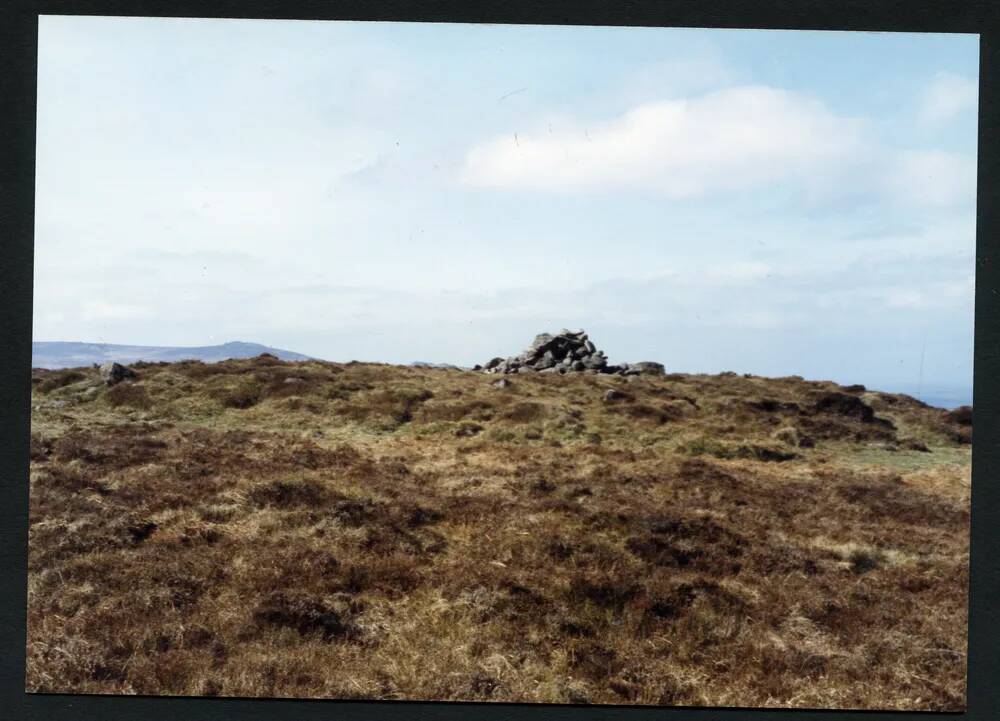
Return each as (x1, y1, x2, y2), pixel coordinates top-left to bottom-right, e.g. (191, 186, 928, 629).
(26, 357, 971, 709)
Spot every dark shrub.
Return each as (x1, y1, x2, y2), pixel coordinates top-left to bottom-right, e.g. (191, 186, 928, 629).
(106, 382, 152, 410)
(249, 477, 329, 508)
(216, 379, 263, 409)
(502, 402, 546, 423)
(607, 402, 682, 424)
(813, 392, 892, 428)
(37, 370, 87, 393)
(339, 388, 433, 426)
(29, 432, 52, 461)
(946, 406, 972, 427)
(849, 549, 883, 574)
(253, 592, 360, 641)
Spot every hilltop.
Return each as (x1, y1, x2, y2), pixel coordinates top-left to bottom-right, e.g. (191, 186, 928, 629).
(26, 354, 971, 708)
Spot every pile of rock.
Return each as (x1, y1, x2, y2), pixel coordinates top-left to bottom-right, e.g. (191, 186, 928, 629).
(477, 329, 664, 376)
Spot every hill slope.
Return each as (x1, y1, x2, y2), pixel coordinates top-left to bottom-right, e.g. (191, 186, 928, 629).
(26, 357, 971, 709)
(31, 340, 311, 369)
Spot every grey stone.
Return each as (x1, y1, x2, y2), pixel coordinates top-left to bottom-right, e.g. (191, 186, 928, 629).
(630, 362, 665, 375)
(529, 333, 554, 351)
(99, 361, 136, 386)
(535, 350, 557, 370)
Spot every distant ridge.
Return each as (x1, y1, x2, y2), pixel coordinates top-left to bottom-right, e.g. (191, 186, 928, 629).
(32, 341, 312, 369)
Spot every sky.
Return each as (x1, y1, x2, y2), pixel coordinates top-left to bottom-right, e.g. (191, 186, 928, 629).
(34, 16, 979, 397)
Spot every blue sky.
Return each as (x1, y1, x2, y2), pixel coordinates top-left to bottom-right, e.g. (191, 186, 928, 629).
(34, 17, 978, 395)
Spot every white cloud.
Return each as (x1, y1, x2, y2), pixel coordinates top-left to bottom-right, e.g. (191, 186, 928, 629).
(885, 149, 977, 209)
(81, 300, 153, 322)
(883, 276, 975, 310)
(918, 72, 978, 130)
(707, 261, 773, 283)
(461, 84, 978, 212)
(884, 289, 926, 309)
(460, 85, 865, 198)
(617, 55, 737, 101)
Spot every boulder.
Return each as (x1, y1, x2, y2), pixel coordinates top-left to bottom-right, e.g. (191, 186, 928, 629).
(529, 333, 554, 351)
(535, 351, 557, 370)
(99, 362, 137, 386)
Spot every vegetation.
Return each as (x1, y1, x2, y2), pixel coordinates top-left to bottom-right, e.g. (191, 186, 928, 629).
(26, 356, 971, 709)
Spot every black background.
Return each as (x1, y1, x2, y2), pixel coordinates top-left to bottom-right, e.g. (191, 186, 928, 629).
(2, 1, 998, 720)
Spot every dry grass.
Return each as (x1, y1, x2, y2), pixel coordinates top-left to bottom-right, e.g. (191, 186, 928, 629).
(26, 358, 971, 709)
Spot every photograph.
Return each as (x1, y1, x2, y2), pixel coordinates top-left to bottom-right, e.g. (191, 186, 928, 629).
(26, 15, 977, 710)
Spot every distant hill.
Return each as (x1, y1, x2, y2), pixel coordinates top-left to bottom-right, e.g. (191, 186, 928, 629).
(32, 341, 312, 369)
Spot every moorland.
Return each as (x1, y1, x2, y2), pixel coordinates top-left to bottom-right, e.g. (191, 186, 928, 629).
(26, 354, 972, 709)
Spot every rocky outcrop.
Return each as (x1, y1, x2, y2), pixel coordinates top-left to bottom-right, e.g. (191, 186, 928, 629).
(479, 329, 664, 377)
(99, 362, 137, 386)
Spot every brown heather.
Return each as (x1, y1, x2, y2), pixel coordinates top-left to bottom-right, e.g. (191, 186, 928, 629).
(26, 357, 971, 709)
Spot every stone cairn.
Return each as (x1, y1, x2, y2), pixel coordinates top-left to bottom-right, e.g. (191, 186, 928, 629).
(476, 329, 665, 376)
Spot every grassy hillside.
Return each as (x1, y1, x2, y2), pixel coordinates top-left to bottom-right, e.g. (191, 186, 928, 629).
(26, 356, 971, 709)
